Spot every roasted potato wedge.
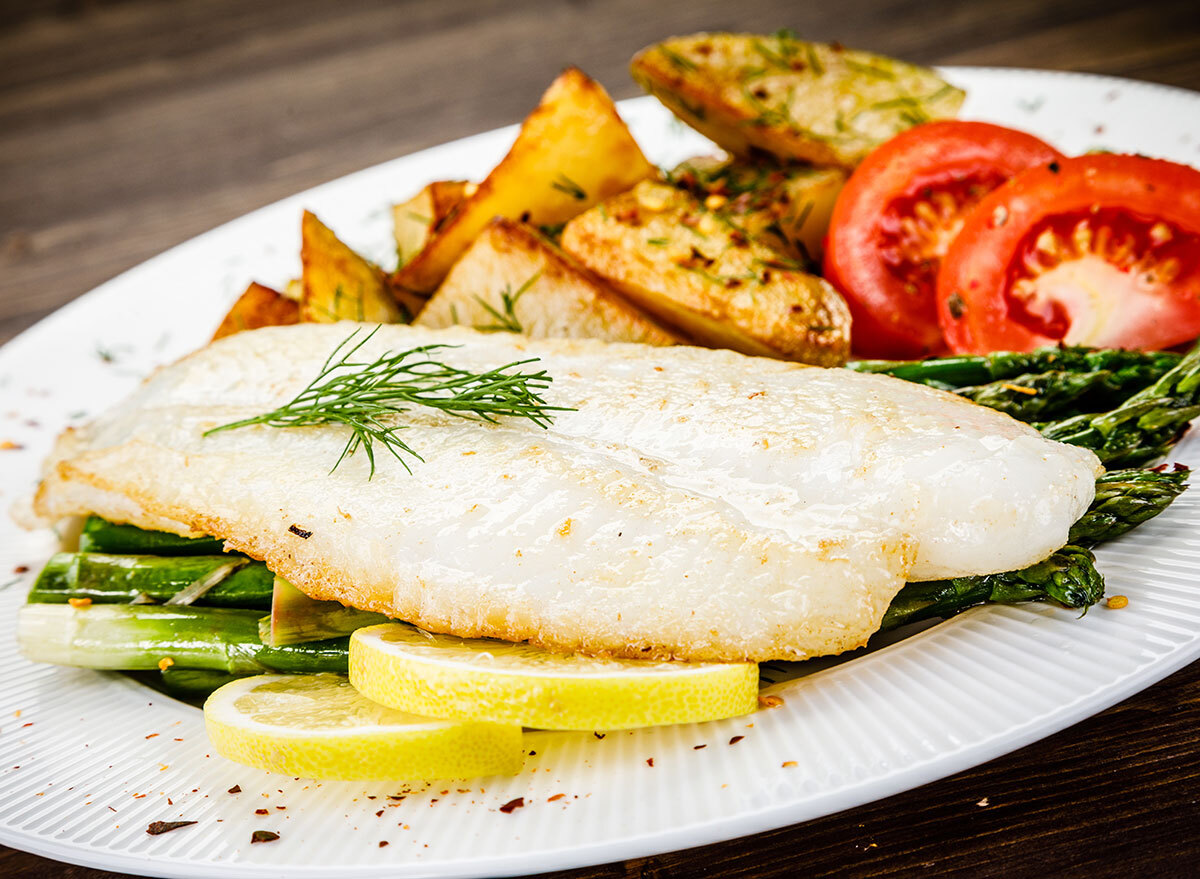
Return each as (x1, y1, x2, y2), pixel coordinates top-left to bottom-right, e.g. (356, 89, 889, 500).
(561, 181, 850, 365)
(300, 210, 421, 323)
(417, 219, 681, 346)
(393, 180, 473, 267)
(631, 32, 964, 168)
(672, 156, 846, 264)
(212, 282, 300, 341)
(394, 67, 658, 293)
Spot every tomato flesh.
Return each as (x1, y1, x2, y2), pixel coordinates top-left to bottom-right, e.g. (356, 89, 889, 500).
(823, 121, 1063, 358)
(938, 154, 1200, 353)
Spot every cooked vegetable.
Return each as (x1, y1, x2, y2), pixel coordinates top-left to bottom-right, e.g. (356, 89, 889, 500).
(28, 552, 274, 609)
(938, 154, 1200, 354)
(393, 180, 472, 267)
(262, 576, 387, 647)
(847, 346, 1182, 389)
(561, 180, 851, 365)
(393, 67, 658, 293)
(300, 210, 420, 324)
(670, 156, 846, 265)
(630, 31, 964, 169)
(212, 282, 300, 341)
(1069, 466, 1189, 545)
(1040, 336, 1200, 467)
(79, 515, 226, 555)
(823, 121, 1063, 358)
(880, 545, 1104, 632)
(415, 218, 682, 345)
(17, 603, 350, 674)
(158, 667, 246, 700)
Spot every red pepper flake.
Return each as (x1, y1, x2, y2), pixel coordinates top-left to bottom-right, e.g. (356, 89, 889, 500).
(250, 830, 279, 844)
(498, 797, 525, 814)
(275, 805, 286, 810)
(13, 565, 29, 574)
(646, 758, 655, 767)
(375, 810, 384, 817)
(67, 597, 92, 609)
(729, 735, 744, 745)
(108, 806, 117, 812)
(758, 694, 784, 708)
(21, 722, 33, 728)
(782, 761, 798, 768)
(378, 840, 389, 848)
(227, 785, 241, 794)
(255, 808, 269, 815)
(145, 733, 159, 739)
(693, 744, 707, 750)
(146, 820, 196, 835)
(288, 524, 313, 539)
(0, 441, 23, 451)
(547, 794, 565, 802)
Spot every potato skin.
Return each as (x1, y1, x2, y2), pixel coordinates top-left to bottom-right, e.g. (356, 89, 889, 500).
(392, 180, 472, 268)
(212, 282, 300, 341)
(393, 67, 658, 294)
(632, 33, 964, 169)
(561, 181, 850, 365)
(417, 219, 682, 346)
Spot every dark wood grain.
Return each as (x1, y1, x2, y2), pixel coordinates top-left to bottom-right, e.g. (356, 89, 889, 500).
(2, 1, 1200, 876)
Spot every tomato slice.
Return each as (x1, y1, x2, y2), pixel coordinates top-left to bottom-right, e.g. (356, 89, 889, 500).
(937, 154, 1200, 353)
(823, 121, 1063, 358)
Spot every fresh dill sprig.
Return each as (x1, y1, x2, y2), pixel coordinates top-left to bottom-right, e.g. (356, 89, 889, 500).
(473, 270, 542, 333)
(550, 173, 587, 201)
(203, 325, 571, 477)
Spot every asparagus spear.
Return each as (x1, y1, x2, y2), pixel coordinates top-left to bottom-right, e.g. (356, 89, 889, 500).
(848, 346, 1181, 388)
(28, 553, 274, 609)
(1069, 465, 1190, 545)
(880, 545, 1103, 632)
(79, 516, 226, 555)
(954, 368, 1164, 422)
(1041, 339, 1200, 467)
(17, 603, 348, 674)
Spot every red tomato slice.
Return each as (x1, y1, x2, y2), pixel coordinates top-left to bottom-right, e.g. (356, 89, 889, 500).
(824, 121, 1063, 359)
(937, 154, 1200, 353)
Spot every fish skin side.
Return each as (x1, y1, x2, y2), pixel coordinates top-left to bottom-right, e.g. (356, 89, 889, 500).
(31, 324, 1099, 661)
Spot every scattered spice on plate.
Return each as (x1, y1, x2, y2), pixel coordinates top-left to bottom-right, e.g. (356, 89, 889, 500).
(498, 797, 525, 814)
(782, 761, 798, 768)
(379, 841, 389, 848)
(67, 597, 92, 609)
(1107, 595, 1129, 609)
(758, 694, 784, 708)
(694, 744, 707, 750)
(227, 785, 241, 794)
(146, 821, 197, 835)
(13, 565, 29, 574)
(646, 758, 655, 767)
(548, 794, 566, 802)
(255, 808, 269, 815)
(729, 735, 744, 745)
(288, 524, 313, 539)
(251, 830, 280, 844)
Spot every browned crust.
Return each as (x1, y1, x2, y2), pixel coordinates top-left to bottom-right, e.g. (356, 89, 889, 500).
(211, 282, 300, 341)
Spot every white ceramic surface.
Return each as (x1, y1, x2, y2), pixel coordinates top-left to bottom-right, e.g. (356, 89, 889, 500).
(2, 68, 1199, 878)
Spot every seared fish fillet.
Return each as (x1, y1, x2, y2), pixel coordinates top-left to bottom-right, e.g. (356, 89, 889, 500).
(32, 324, 1100, 661)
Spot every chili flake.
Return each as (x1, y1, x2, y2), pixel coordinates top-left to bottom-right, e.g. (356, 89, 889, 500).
(250, 830, 280, 844)
(498, 797, 524, 814)
(146, 821, 197, 835)
(1107, 595, 1129, 609)
(67, 597, 92, 609)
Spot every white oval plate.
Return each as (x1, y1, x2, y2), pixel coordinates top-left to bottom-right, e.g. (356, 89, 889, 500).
(2, 68, 1200, 879)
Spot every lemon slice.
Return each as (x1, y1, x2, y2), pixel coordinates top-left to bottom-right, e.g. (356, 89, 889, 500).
(350, 624, 759, 731)
(203, 673, 523, 781)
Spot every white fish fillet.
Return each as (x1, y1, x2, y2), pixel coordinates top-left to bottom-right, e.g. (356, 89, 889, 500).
(31, 324, 1101, 661)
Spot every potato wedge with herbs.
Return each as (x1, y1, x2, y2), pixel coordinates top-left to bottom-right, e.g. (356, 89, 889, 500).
(393, 180, 473, 267)
(393, 67, 659, 294)
(561, 181, 850, 365)
(417, 218, 682, 346)
(671, 156, 846, 264)
(300, 210, 421, 323)
(212, 282, 300, 341)
(631, 32, 964, 168)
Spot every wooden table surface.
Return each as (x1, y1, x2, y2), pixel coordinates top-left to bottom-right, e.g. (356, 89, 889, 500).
(3, 0, 1200, 876)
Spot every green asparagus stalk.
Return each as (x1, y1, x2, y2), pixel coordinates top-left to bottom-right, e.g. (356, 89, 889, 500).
(953, 368, 1161, 422)
(28, 553, 274, 609)
(848, 346, 1181, 389)
(79, 516, 226, 555)
(1069, 466, 1190, 545)
(1041, 339, 1200, 467)
(157, 667, 245, 699)
(880, 545, 1103, 632)
(17, 603, 348, 674)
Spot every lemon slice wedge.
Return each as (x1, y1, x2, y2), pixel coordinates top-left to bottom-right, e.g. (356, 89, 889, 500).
(350, 624, 759, 731)
(203, 673, 523, 781)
